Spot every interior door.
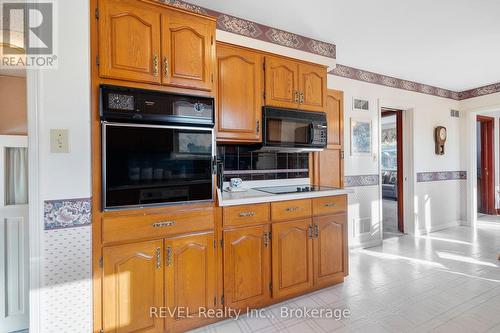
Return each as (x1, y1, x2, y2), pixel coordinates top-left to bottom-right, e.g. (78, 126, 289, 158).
(264, 56, 299, 109)
(165, 232, 216, 332)
(313, 214, 347, 287)
(298, 63, 327, 112)
(98, 0, 161, 84)
(477, 116, 495, 214)
(0, 135, 28, 333)
(162, 10, 215, 91)
(216, 44, 263, 142)
(223, 225, 271, 309)
(271, 219, 313, 299)
(103, 240, 164, 333)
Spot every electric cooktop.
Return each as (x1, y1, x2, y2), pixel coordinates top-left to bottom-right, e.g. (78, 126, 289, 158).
(254, 184, 338, 195)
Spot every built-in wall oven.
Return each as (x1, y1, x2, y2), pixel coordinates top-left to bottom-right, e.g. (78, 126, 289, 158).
(100, 85, 215, 210)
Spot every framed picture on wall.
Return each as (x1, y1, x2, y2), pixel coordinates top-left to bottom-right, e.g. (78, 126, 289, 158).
(350, 118, 372, 155)
(353, 97, 369, 111)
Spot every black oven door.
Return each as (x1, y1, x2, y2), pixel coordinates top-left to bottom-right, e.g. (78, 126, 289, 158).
(102, 122, 214, 210)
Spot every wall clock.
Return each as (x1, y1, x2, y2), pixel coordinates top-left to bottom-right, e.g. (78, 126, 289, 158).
(434, 126, 447, 155)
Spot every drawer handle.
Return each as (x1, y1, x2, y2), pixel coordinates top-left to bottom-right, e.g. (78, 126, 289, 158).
(285, 206, 300, 212)
(153, 221, 176, 228)
(324, 202, 336, 207)
(239, 212, 256, 217)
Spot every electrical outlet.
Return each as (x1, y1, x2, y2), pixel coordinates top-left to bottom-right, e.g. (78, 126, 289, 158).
(50, 129, 69, 153)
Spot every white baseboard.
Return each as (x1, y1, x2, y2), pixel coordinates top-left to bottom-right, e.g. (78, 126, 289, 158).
(416, 220, 460, 235)
(349, 238, 383, 250)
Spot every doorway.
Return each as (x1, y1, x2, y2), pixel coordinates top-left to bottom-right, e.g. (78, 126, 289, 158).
(476, 115, 495, 216)
(381, 109, 404, 238)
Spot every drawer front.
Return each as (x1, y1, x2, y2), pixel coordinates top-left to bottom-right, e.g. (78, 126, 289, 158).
(271, 199, 312, 222)
(223, 203, 270, 227)
(102, 207, 214, 244)
(312, 195, 347, 216)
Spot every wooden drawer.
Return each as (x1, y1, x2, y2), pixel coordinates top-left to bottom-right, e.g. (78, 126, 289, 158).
(223, 203, 270, 228)
(312, 195, 347, 216)
(271, 199, 312, 222)
(102, 207, 214, 244)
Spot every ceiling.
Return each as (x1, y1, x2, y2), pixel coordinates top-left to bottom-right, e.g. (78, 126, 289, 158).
(189, 0, 500, 91)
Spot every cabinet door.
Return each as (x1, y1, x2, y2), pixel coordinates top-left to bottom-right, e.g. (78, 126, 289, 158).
(313, 214, 347, 287)
(264, 56, 299, 109)
(316, 149, 343, 188)
(298, 63, 327, 112)
(103, 240, 164, 333)
(98, 0, 161, 84)
(162, 10, 215, 91)
(223, 225, 271, 309)
(326, 90, 344, 148)
(271, 219, 313, 299)
(217, 44, 263, 142)
(165, 232, 216, 332)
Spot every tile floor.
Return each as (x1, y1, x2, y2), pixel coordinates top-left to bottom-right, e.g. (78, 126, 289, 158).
(193, 222, 500, 333)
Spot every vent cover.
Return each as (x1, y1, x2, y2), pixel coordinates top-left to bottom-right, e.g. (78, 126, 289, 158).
(354, 218, 371, 235)
(450, 109, 460, 118)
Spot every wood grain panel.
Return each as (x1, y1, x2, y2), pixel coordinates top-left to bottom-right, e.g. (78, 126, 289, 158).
(271, 199, 311, 222)
(223, 203, 270, 228)
(312, 195, 347, 216)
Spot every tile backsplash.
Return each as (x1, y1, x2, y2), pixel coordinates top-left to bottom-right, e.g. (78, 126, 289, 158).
(217, 145, 309, 181)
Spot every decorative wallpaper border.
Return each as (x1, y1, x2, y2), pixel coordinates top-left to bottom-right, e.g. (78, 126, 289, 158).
(330, 65, 460, 100)
(458, 83, 500, 100)
(44, 198, 92, 230)
(417, 171, 467, 183)
(344, 174, 379, 187)
(162, 0, 336, 58)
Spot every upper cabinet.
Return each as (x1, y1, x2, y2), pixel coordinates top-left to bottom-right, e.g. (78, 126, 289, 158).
(98, 0, 216, 92)
(216, 43, 263, 142)
(162, 10, 215, 91)
(264, 55, 327, 112)
(264, 56, 300, 110)
(98, 0, 161, 84)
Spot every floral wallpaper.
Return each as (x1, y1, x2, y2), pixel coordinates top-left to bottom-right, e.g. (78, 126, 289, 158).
(44, 198, 91, 230)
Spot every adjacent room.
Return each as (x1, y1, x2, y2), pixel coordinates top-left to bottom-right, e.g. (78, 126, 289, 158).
(1, 0, 500, 333)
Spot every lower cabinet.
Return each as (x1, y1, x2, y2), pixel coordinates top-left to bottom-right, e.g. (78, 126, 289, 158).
(102, 233, 216, 333)
(223, 225, 271, 309)
(313, 214, 347, 287)
(271, 219, 314, 299)
(103, 239, 165, 333)
(165, 232, 216, 332)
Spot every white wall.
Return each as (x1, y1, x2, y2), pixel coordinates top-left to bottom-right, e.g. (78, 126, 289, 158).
(330, 75, 464, 246)
(37, 0, 92, 331)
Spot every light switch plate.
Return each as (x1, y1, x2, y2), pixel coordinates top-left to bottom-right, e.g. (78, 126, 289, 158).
(50, 129, 69, 153)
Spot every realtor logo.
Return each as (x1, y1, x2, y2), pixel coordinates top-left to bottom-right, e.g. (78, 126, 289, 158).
(1, 0, 57, 68)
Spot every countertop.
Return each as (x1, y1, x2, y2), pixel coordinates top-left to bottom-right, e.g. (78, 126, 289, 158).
(217, 181, 354, 207)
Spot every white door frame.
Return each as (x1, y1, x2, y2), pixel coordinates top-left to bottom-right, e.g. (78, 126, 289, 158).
(464, 104, 500, 227)
(377, 99, 416, 237)
(27, 68, 41, 332)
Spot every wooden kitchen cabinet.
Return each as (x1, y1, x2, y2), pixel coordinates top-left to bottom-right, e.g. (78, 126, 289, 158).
(264, 56, 300, 109)
(98, 0, 161, 84)
(102, 240, 164, 333)
(298, 63, 327, 112)
(271, 219, 314, 299)
(216, 43, 263, 142)
(165, 232, 216, 332)
(161, 10, 215, 91)
(223, 225, 271, 309)
(313, 214, 347, 287)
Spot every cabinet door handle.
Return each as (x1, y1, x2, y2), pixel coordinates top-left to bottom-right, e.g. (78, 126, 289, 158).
(166, 246, 172, 266)
(263, 232, 269, 247)
(155, 247, 161, 269)
(163, 57, 169, 78)
(152, 221, 176, 228)
(153, 55, 159, 76)
(324, 202, 336, 207)
(256, 120, 260, 133)
(299, 92, 304, 103)
(314, 224, 319, 238)
(308, 225, 314, 239)
(239, 212, 256, 217)
(293, 90, 299, 103)
(285, 206, 299, 212)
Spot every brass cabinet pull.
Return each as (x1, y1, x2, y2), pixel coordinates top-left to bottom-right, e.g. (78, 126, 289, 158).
(152, 221, 176, 228)
(285, 206, 299, 212)
(324, 202, 336, 207)
(153, 55, 159, 76)
(166, 246, 172, 266)
(256, 120, 260, 133)
(299, 92, 304, 103)
(314, 224, 319, 238)
(263, 232, 269, 247)
(163, 57, 169, 78)
(239, 212, 256, 217)
(293, 90, 299, 103)
(155, 247, 161, 269)
(308, 225, 314, 239)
